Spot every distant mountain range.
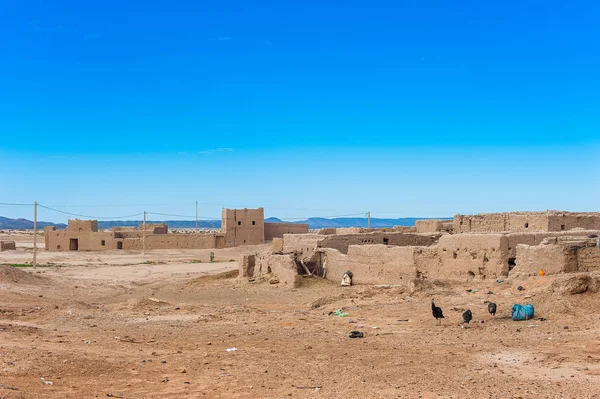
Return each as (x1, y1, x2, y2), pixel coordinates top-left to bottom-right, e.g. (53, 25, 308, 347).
(0, 216, 67, 230)
(0, 216, 450, 230)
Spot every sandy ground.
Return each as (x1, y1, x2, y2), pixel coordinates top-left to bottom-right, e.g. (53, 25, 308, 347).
(2, 233, 600, 398)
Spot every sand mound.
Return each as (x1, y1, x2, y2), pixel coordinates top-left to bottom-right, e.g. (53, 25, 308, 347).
(186, 269, 239, 285)
(0, 265, 49, 285)
(550, 273, 600, 295)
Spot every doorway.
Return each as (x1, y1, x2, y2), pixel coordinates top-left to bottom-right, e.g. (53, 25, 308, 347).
(117, 241, 123, 250)
(69, 239, 79, 251)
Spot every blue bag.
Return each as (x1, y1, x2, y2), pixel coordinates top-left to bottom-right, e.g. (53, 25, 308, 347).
(511, 304, 534, 321)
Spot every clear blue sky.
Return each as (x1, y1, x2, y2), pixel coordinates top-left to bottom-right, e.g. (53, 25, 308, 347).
(1, 0, 599, 222)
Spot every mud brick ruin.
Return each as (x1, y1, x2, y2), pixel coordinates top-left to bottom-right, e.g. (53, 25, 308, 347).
(242, 211, 600, 287)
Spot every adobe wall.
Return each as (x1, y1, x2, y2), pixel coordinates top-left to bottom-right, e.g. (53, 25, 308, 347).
(320, 245, 418, 285)
(507, 213, 549, 232)
(506, 230, 600, 258)
(547, 213, 600, 232)
(282, 233, 325, 254)
(317, 232, 440, 255)
(120, 234, 218, 250)
(513, 244, 577, 276)
(0, 241, 16, 251)
(437, 234, 509, 279)
(416, 220, 441, 233)
(454, 213, 508, 233)
(454, 211, 600, 233)
(264, 222, 309, 241)
(247, 253, 304, 287)
(272, 238, 283, 253)
(222, 208, 265, 247)
(66, 219, 99, 233)
(577, 246, 600, 272)
(45, 229, 116, 251)
(512, 236, 599, 276)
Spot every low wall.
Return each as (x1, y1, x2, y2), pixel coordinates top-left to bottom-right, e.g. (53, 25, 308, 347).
(507, 230, 600, 258)
(317, 232, 440, 254)
(321, 245, 418, 285)
(282, 234, 325, 254)
(0, 241, 16, 251)
(121, 234, 218, 250)
(248, 253, 303, 287)
(578, 246, 600, 272)
(264, 223, 309, 241)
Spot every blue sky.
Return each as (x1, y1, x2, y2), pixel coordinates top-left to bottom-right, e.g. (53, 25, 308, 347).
(1, 0, 599, 222)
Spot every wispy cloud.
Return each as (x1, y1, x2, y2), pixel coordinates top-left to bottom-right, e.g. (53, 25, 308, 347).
(84, 33, 100, 39)
(197, 148, 234, 155)
(217, 36, 233, 41)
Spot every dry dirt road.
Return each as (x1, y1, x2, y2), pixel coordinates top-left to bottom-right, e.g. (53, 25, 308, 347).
(1, 238, 600, 398)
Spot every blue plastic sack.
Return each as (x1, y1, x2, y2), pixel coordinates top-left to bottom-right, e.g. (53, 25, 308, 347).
(511, 304, 534, 321)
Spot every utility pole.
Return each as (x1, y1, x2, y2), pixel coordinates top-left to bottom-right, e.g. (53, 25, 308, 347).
(195, 201, 198, 233)
(142, 211, 146, 255)
(367, 211, 371, 230)
(33, 201, 37, 268)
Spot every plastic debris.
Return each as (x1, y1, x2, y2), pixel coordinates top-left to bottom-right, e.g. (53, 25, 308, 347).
(496, 279, 504, 283)
(226, 347, 238, 352)
(341, 271, 353, 286)
(40, 378, 53, 385)
(349, 331, 364, 338)
(334, 309, 349, 317)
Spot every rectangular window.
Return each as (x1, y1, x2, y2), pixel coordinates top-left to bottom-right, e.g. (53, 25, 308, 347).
(238, 221, 241, 226)
(101, 240, 106, 246)
(252, 221, 256, 225)
(561, 224, 565, 231)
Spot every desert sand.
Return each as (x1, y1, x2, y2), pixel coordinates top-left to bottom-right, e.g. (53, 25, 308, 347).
(1, 232, 600, 399)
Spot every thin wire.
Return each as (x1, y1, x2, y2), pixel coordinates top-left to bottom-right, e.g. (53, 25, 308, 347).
(0, 202, 32, 206)
(41, 203, 195, 208)
(147, 212, 219, 220)
(38, 204, 144, 220)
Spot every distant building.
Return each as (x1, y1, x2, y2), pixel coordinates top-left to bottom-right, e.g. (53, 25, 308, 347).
(44, 207, 308, 252)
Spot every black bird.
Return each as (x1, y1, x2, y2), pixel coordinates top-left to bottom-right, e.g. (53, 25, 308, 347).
(488, 302, 497, 318)
(431, 299, 445, 325)
(462, 309, 473, 325)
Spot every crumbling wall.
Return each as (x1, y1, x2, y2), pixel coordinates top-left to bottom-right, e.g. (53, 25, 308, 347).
(264, 222, 309, 241)
(250, 253, 303, 287)
(513, 244, 574, 276)
(239, 255, 256, 278)
(282, 233, 325, 254)
(415, 220, 443, 233)
(454, 213, 508, 233)
(272, 238, 283, 253)
(577, 246, 600, 272)
(317, 232, 440, 255)
(0, 241, 16, 251)
(437, 234, 509, 279)
(506, 230, 600, 258)
(320, 245, 418, 285)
